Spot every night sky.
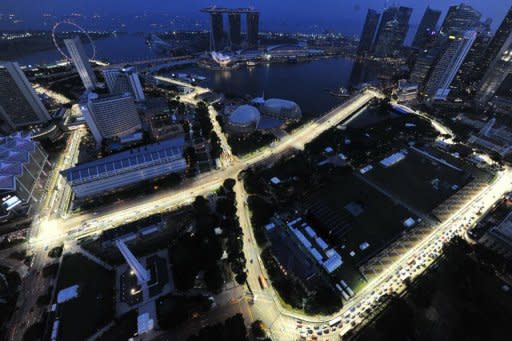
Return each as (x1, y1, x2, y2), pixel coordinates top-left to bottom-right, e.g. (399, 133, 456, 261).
(2, 1, 512, 34)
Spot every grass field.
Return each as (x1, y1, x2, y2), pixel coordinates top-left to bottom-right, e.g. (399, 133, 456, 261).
(307, 174, 416, 266)
(55, 254, 115, 340)
(305, 174, 416, 293)
(366, 148, 472, 214)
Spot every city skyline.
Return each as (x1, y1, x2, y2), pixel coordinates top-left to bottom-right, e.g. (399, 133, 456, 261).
(2, 1, 512, 340)
(1, 0, 512, 35)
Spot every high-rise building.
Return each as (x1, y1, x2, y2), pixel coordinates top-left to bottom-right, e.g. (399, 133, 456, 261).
(102, 66, 145, 102)
(247, 12, 260, 48)
(410, 51, 438, 88)
(64, 36, 97, 90)
(373, 6, 413, 58)
(440, 4, 481, 36)
(424, 31, 477, 100)
(357, 9, 380, 56)
(80, 92, 142, 146)
(228, 13, 242, 48)
(0, 132, 48, 221)
(476, 7, 512, 106)
(209, 13, 224, 51)
(449, 30, 493, 99)
(412, 7, 442, 50)
(0, 61, 51, 133)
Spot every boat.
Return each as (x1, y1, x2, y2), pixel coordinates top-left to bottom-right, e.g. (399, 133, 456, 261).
(246, 61, 257, 67)
(328, 87, 351, 98)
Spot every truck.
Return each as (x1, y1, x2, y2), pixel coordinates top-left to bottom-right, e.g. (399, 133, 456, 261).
(258, 274, 268, 289)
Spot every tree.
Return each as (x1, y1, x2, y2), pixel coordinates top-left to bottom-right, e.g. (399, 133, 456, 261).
(204, 265, 224, 294)
(224, 314, 248, 341)
(251, 320, 267, 339)
(210, 132, 222, 159)
(235, 272, 247, 285)
(223, 178, 236, 192)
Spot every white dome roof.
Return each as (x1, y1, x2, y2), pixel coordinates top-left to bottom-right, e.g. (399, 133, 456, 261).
(261, 98, 302, 120)
(228, 105, 261, 125)
(263, 98, 298, 110)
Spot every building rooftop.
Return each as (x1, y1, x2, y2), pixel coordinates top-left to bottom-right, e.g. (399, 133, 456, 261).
(57, 284, 79, 304)
(61, 137, 185, 184)
(0, 133, 38, 191)
(229, 105, 261, 125)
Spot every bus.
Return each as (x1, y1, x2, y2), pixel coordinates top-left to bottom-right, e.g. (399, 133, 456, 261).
(258, 274, 268, 289)
(329, 316, 342, 327)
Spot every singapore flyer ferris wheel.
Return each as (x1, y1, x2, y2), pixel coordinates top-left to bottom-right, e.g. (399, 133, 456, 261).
(52, 20, 96, 61)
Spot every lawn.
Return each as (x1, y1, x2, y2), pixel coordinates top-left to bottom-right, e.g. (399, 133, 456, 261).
(365, 147, 472, 214)
(305, 174, 416, 266)
(55, 253, 115, 340)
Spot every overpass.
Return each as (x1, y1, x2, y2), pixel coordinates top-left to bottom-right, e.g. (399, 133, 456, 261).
(115, 236, 150, 284)
(152, 74, 196, 88)
(99, 56, 196, 70)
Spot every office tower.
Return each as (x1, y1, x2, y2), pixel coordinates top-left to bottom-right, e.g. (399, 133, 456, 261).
(410, 51, 438, 88)
(412, 7, 442, 50)
(80, 92, 141, 146)
(228, 13, 241, 48)
(247, 12, 260, 48)
(476, 7, 512, 106)
(209, 12, 224, 51)
(64, 36, 97, 90)
(0, 132, 48, 221)
(440, 4, 481, 36)
(449, 31, 493, 99)
(357, 9, 380, 56)
(373, 6, 413, 58)
(102, 66, 145, 102)
(424, 31, 477, 100)
(0, 61, 51, 133)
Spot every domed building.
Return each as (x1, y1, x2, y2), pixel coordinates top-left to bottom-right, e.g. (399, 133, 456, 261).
(226, 105, 261, 134)
(261, 98, 302, 121)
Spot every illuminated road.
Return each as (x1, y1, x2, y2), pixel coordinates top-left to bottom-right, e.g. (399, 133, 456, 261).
(15, 87, 379, 340)
(21, 85, 501, 340)
(31, 88, 379, 246)
(236, 163, 512, 340)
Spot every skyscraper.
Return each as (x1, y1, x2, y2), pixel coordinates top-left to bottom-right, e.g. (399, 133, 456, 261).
(412, 7, 442, 50)
(80, 92, 142, 146)
(0, 132, 48, 221)
(0, 61, 51, 133)
(64, 36, 97, 90)
(228, 13, 241, 48)
(449, 30, 493, 99)
(373, 6, 413, 58)
(247, 12, 260, 48)
(102, 66, 145, 102)
(424, 31, 477, 100)
(357, 9, 380, 56)
(476, 7, 512, 106)
(210, 12, 224, 51)
(410, 49, 440, 89)
(440, 4, 481, 36)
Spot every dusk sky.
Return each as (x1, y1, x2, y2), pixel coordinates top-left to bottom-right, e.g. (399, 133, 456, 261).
(2, 1, 512, 34)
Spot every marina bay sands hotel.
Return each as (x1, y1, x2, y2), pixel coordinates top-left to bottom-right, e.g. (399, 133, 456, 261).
(201, 7, 260, 51)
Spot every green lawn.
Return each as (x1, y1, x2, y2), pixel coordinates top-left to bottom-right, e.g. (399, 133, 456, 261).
(55, 254, 115, 340)
(366, 148, 471, 214)
(308, 174, 415, 266)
